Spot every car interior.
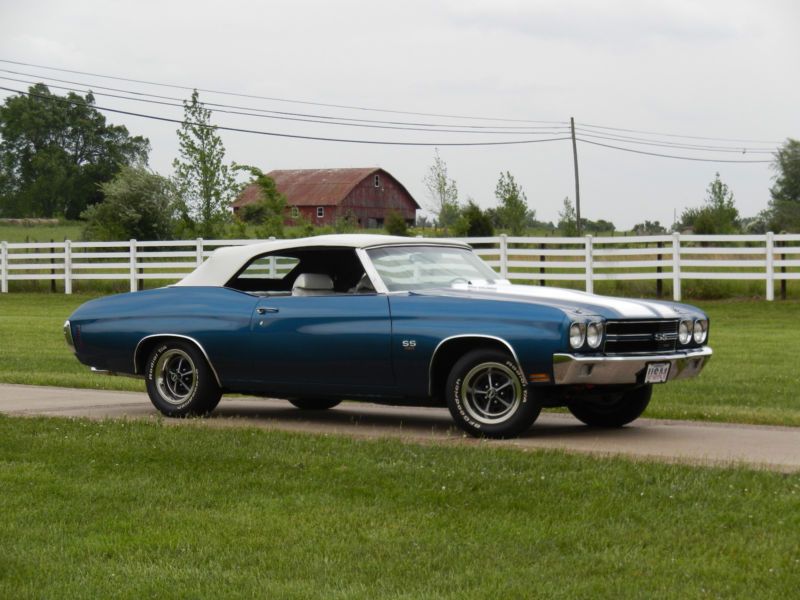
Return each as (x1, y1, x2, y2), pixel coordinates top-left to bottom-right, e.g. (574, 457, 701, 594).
(225, 247, 376, 296)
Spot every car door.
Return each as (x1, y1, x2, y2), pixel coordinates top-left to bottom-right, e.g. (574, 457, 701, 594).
(248, 293, 395, 395)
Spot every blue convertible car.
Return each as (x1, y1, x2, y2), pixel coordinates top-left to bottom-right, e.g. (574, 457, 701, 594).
(65, 234, 712, 437)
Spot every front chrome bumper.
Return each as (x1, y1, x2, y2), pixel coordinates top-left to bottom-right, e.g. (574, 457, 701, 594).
(552, 347, 712, 385)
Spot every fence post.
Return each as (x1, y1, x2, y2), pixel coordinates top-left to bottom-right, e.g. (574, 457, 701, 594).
(1, 241, 7, 293)
(780, 239, 787, 300)
(765, 232, 774, 302)
(656, 241, 664, 298)
(539, 242, 546, 286)
(499, 234, 508, 279)
(64, 240, 72, 295)
(195, 238, 204, 267)
(129, 239, 138, 292)
(672, 232, 681, 301)
(584, 235, 593, 294)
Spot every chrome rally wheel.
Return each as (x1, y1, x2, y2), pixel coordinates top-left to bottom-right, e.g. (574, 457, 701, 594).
(154, 349, 198, 406)
(145, 340, 221, 417)
(460, 362, 522, 425)
(446, 349, 540, 438)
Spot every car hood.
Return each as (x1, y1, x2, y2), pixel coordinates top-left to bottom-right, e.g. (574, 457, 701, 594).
(412, 283, 696, 319)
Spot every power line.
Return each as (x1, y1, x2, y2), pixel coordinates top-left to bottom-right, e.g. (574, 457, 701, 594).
(0, 58, 565, 125)
(576, 138, 773, 163)
(574, 128, 775, 154)
(0, 85, 574, 147)
(577, 121, 782, 146)
(0, 67, 568, 132)
(0, 73, 572, 137)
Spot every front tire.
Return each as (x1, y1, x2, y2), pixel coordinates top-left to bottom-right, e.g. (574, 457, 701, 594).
(288, 398, 342, 410)
(145, 341, 221, 417)
(567, 384, 652, 427)
(446, 350, 540, 438)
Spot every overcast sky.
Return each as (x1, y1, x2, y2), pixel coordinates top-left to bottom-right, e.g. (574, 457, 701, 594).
(0, 0, 798, 229)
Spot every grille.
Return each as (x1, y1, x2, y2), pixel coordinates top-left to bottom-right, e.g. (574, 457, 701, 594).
(603, 319, 679, 354)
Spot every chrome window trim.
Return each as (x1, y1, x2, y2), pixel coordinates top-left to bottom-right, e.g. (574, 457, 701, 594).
(133, 334, 222, 387)
(355, 247, 390, 294)
(428, 334, 523, 396)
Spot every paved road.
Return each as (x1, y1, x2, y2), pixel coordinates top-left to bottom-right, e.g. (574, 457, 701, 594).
(1, 383, 798, 472)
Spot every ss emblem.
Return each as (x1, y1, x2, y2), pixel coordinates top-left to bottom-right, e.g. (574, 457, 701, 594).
(402, 339, 417, 350)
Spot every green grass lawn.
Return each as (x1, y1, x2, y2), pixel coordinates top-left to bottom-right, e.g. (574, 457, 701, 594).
(0, 416, 797, 599)
(1, 293, 799, 426)
(0, 220, 83, 243)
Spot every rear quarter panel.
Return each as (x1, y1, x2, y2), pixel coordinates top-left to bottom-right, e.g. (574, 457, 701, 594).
(68, 287, 258, 384)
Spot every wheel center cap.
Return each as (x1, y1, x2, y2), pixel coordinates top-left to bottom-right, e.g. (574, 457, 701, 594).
(486, 389, 496, 400)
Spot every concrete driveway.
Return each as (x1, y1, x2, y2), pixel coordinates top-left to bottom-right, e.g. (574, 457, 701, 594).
(1, 383, 798, 472)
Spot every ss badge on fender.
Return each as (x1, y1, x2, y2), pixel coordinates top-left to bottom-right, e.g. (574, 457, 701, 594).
(401, 340, 416, 351)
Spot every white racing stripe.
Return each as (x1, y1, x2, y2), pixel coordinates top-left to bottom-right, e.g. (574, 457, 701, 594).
(488, 283, 679, 318)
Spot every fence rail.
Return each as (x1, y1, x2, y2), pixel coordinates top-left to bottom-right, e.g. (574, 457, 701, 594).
(1, 233, 799, 301)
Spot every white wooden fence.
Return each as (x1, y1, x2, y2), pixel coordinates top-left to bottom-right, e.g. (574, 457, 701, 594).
(1, 233, 799, 301)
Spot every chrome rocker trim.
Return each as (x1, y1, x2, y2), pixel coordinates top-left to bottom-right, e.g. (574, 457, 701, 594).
(552, 347, 712, 385)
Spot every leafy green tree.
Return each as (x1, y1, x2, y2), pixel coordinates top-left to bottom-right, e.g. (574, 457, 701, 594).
(234, 166, 287, 239)
(173, 90, 236, 238)
(423, 149, 459, 231)
(0, 84, 149, 219)
(558, 197, 578, 236)
(494, 171, 533, 235)
(680, 173, 739, 234)
(767, 138, 800, 231)
(81, 166, 177, 241)
(454, 200, 494, 237)
(384, 209, 409, 236)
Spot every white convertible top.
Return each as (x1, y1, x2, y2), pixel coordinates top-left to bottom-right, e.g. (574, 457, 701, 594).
(175, 234, 470, 287)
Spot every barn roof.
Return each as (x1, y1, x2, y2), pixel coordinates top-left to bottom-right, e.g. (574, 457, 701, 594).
(232, 167, 419, 209)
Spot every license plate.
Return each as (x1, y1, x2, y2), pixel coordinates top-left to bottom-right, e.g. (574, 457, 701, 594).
(645, 362, 671, 384)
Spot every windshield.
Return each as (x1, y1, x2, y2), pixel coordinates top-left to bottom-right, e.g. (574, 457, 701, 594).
(367, 246, 500, 291)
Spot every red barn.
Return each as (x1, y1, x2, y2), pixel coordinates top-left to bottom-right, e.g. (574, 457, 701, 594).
(232, 167, 419, 228)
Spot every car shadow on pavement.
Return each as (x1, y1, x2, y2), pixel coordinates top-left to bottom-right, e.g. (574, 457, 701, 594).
(208, 399, 644, 440)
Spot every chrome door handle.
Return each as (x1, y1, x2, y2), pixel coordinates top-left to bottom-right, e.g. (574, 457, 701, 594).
(256, 307, 279, 315)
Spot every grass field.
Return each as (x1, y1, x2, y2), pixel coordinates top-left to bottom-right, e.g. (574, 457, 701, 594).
(1, 292, 798, 426)
(0, 220, 83, 243)
(0, 416, 797, 598)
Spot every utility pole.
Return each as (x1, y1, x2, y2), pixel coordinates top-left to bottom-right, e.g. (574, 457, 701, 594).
(570, 116, 582, 236)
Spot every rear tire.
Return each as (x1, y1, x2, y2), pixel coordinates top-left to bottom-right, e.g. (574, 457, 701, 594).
(446, 349, 540, 438)
(145, 340, 221, 417)
(567, 385, 652, 428)
(288, 398, 342, 410)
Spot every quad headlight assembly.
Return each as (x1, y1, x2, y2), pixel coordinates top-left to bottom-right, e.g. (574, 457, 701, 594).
(569, 320, 604, 350)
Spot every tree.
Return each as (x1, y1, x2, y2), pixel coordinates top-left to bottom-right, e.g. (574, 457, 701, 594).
(81, 166, 177, 241)
(454, 200, 494, 237)
(0, 84, 149, 219)
(680, 172, 739, 234)
(494, 171, 533, 235)
(631, 220, 666, 235)
(234, 166, 287, 239)
(767, 138, 800, 231)
(558, 197, 578, 236)
(173, 90, 236, 238)
(423, 149, 459, 231)
(384, 210, 409, 236)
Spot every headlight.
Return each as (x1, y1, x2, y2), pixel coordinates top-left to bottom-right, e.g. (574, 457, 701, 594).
(586, 321, 604, 349)
(678, 320, 692, 345)
(569, 322, 586, 349)
(693, 319, 708, 344)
